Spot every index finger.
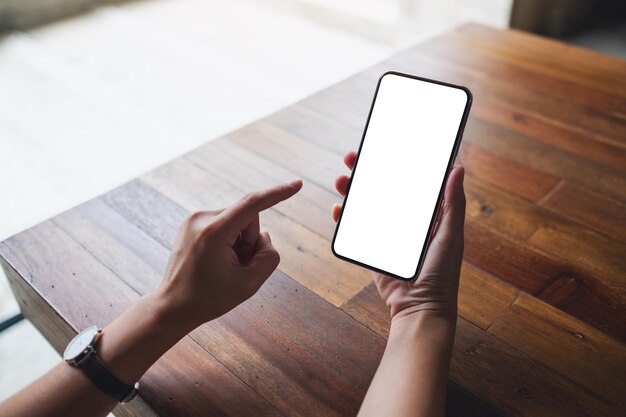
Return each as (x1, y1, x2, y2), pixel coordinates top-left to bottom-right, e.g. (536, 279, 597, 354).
(216, 179, 303, 232)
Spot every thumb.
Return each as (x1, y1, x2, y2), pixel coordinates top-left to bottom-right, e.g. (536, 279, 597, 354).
(419, 165, 466, 282)
(433, 166, 466, 249)
(242, 231, 280, 287)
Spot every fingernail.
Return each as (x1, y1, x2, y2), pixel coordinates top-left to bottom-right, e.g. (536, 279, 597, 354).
(288, 178, 303, 187)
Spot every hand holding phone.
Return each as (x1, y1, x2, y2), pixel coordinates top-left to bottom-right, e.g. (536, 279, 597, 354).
(331, 71, 470, 319)
(333, 152, 466, 320)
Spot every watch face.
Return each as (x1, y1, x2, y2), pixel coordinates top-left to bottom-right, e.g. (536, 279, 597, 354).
(64, 326, 99, 361)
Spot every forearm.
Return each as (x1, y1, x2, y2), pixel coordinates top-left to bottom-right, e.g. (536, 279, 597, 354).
(358, 311, 456, 417)
(0, 290, 191, 417)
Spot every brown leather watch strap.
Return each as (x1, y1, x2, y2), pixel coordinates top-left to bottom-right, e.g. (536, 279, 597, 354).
(80, 351, 137, 402)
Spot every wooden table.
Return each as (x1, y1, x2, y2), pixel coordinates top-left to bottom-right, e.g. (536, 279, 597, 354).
(2, 24, 625, 417)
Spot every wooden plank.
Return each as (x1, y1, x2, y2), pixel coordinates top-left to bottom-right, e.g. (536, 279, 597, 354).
(464, 220, 626, 342)
(437, 31, 626, 116)
(410, 39, 626, 145)
(1, 223, 136, 326)
(226, 121, 344, 193)
(185, 139, 338, 241)
(471, 99, 626, 172)
(191, 302, 363, 417)
(540, 182, 626, 243)
(463, 118, 626, 203)
(489, 293, 626, 408)
(464, 220, 559, 293)
(469, 76, 626, 146)
(527, 224, 626, 296)
(451, 317, 615, 417)
(297, 86, 371, 133)
(458, 24, 626, 97)
(341, 282, 390, 338)
(536, 273, 626, 343)
(140, 157, 371, 306)
(464, 176, 626, 289)
(445, 382, 505, 417)
(52, 200, 165, 296)
(245, 271, 385, 392)
(211, 138, 339, 218)
(1, 257, 73, 352)
(457, 263, 519, 330)
(265, 103, 362, 157)
(458, 142, 560, 201)
(0, 223, 281, 417)
(465, 173, 626, 269)
(464, 176, 545, 240)
(138, 338, 284, 417)
(103, 180, 188, 250)
(451, 173, 626, 340)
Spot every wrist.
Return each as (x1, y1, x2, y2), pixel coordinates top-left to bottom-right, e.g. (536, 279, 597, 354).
(146, 288, 199, 336)
(96, 292, 192, 386)
(389, 309, 457, 347)
(150, 283, 207, 333)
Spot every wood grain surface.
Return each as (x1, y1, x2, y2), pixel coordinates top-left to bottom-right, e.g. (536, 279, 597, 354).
(2, 24, 625, 416)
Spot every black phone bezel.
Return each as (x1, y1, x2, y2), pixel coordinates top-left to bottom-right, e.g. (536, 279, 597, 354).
(330, 71, 473, 281)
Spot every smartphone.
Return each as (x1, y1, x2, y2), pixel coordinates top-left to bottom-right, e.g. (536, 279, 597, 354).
(331, 71, 472, 281)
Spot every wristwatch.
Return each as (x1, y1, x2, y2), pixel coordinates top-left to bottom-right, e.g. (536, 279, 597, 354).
(63, 326, 139, 403)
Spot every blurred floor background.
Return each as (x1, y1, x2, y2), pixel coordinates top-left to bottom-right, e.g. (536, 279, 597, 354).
(4, 0, 621, 406)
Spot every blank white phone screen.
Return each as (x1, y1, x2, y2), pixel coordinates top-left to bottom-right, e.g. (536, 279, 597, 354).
(332, 73, 469, 279)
